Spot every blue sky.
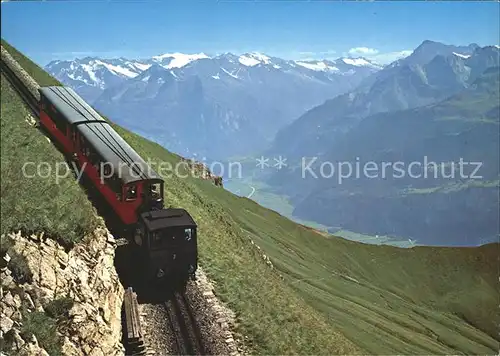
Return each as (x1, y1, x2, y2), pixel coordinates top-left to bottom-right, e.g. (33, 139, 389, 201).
(1, 0, 499, 66)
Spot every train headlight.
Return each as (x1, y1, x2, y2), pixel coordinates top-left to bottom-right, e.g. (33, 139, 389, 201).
(157, 269, 165, 278)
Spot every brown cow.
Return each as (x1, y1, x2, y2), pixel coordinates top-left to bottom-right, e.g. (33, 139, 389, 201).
(214, 176, 223, 187)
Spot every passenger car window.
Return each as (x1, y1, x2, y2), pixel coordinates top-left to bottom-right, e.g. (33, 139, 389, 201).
(126, 185, 137, 201)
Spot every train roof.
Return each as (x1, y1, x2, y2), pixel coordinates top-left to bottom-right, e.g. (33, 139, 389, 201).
(39, 86, 107, 125)
(39, 86, 161, 184)
(140, 209, 197, 231)
(77, 122, 162, 184)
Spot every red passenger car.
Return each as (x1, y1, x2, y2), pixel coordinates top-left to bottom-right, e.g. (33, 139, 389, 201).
(38, 86, 197, 281)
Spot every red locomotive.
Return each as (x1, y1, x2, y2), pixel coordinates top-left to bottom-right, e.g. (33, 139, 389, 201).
(38, 86, 197, 282)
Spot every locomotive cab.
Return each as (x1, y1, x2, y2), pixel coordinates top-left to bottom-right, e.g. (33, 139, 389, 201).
(133, 208, 198, 282)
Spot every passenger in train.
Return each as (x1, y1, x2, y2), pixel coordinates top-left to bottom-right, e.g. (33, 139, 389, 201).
(151, 184, 161, 200)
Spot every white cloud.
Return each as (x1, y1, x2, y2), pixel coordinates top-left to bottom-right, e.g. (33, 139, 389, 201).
(294, 50, 337, 60)
(369, 50, 413, 64)
(292, 47, 412, 64)
(343, 47, 413, 65)
(348, 47, 379, 56)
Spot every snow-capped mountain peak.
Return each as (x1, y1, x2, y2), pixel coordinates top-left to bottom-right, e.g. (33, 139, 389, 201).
(294, 57, 382, 72)
(341, 57, 379, 68)
(92, 59, 139, 78)
(45, 50, 384, 103)
(128, 62, 152, 72)
(238, 52, 272, 67)
(45, 57, 150, 91)
(294, 60, 339, 72)
(152, 52, 210, 69)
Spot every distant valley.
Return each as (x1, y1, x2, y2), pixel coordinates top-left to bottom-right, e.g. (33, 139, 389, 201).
(44, 40, 500, 247)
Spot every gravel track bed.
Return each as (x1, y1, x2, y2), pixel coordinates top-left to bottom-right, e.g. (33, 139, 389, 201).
(139, 303, 174, 355)
(183, 281, 232, 355)
(137, 278, 243, 355)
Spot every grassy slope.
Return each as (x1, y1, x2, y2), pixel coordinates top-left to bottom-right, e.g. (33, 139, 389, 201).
(202, 184, 499, 354)
(0, 49, 97, 355)
(1, 73, 98, 244)
(2, 41, 499, 354)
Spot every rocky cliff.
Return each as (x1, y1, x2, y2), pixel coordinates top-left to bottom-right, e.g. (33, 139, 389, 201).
(0, 224, 124, 355)
(180, 157, 224, 187)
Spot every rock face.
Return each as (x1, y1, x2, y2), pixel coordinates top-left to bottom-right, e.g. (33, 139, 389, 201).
(0, 226, 124, 355)
(180, 157, 224, 187)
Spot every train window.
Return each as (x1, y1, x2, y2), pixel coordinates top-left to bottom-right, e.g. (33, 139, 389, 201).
(152, 232, 161, 244)
(111, 177, 122, 196)
(79, 136, 86, 153)
(150, 183, 161, 200)
(184, 228, 193, 242)
(125, 185, 137, 201)
(89, 150, 97, 165)
(52, 113, 67, 133)
(79, 137, 93, 158)
(150, 230, 174, 250)
(102, 174, 121, 200)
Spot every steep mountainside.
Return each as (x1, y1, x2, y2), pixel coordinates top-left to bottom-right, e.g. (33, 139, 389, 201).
(4, 41, 499, 355)
(45, 52, 381, 159)
(269, 41, 498, 159)
(266, 66, 500, 246)
(1, 45, 123, 355)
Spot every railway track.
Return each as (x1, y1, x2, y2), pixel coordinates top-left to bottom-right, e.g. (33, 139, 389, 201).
(165, 291, 206, 355)
(0, 48, 40, 117)
(1, 45, 213, 356)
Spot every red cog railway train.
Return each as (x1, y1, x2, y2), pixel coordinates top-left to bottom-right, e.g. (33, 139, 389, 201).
(38, 86, 198, 282)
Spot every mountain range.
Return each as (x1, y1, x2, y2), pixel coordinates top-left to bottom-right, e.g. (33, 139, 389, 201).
(45, 52, 382, 159)
(5, 39, 499, 355)
(262, 41, 500, 246)
(268, 41, 498, 158)
(44, 40, 500, 247)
